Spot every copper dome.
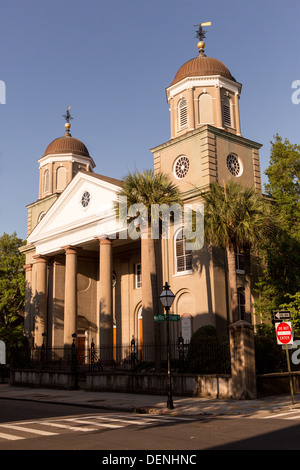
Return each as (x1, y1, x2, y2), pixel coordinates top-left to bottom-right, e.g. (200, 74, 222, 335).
(170, 55, 235, 86)
(43, 135, 90, 158)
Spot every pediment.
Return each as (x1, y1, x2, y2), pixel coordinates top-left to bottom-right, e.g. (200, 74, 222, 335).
(28, 171, 123, 255)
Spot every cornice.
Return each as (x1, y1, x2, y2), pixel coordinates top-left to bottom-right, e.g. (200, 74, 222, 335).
(166, 75, 242, 102)
(150, 125, 262, 154)
(38, 152, 96, 169)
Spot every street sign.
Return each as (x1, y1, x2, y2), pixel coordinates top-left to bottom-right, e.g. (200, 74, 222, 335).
(276, 321, 293, 345)
(169, 314, 180, 321)
(154, 314, 180, 322)
(154, 315, 165, 322)
(273, 310, 291, 322)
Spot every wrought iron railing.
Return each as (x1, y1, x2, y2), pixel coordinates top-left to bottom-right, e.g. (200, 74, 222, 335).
(7, 335, 231, 375)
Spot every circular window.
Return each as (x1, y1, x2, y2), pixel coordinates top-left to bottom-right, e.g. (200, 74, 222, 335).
(174, 156, 190, 179)
(38, 211, 46, 223)
(226, 154, 242, 177)
(81, 191, 90, 208)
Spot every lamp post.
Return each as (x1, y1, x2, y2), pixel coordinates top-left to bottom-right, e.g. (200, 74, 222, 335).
(159, 282, 175, 409)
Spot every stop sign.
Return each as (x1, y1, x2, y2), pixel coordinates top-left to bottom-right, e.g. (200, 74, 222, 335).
(276, 321, 293, 345)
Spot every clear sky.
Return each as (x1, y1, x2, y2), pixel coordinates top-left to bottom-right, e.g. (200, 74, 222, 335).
(0, 0, 299, 240)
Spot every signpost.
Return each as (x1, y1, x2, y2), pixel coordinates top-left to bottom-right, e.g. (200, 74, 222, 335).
(273, 311, 295, 405)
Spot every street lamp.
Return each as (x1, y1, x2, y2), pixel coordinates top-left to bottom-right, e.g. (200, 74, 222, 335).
(159, 282, 175, 409)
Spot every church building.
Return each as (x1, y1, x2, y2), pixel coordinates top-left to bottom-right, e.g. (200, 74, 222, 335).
(21, 27, 262, 362)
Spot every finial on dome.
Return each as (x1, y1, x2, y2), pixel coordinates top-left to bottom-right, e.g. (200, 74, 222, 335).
(63, 106, 73, 136)
(194, 21, 211, 56)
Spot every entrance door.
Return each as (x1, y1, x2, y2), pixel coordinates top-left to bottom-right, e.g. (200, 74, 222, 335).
(77, 335, 86, 364)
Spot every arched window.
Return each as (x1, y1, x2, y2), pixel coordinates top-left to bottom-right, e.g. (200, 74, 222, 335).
(44, 169, 49, 193)
(175, 228, 192, 274)
(238, 288, 245, 320)
(199, 93, 213, 124)
(56, 166, 66, 191)
(178, 98, 188, 130)
(222, 95, 232, 127)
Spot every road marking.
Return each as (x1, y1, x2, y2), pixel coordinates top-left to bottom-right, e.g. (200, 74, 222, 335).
(0, 431, 25, 441)
(263, 410, 300, 419)
(80, 416, 151, 425)
(35, 421, 99, 432)
(65, 418, 123, 429)
(108, 414, 196, 422)
(0, 413, 199, 442)
(0, 424, 57, 436)
(284, 413, 300, 420)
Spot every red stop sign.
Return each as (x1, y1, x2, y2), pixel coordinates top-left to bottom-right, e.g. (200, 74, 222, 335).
(276, 322, 293, 344)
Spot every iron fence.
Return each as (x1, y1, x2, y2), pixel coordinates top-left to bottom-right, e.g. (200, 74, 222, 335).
(7, 335, 231, 375)
(255, 335, 300, 375)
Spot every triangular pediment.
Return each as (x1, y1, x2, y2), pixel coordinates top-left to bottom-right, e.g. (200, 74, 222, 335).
(28, 171, 124, 255)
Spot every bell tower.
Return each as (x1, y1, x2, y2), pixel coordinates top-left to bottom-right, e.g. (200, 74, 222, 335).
(27, 109, 96, 236)
(167, 23, 242, 140)
(38, 108, 95, 200)
(151, 24, 262, 196)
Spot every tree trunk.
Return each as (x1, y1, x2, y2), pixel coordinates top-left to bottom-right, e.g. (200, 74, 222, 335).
(141, 234, 161, 369)
(226, 245, 239, 323)
(244, 250, 252, 323)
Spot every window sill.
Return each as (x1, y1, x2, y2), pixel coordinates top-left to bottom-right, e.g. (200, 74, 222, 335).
(173, 270, 193, 277)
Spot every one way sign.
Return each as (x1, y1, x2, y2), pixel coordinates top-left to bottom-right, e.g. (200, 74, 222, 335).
(273, 310, 291, 322)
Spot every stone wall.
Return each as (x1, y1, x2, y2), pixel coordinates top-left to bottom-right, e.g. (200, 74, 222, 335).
(10, 369, 232, 398)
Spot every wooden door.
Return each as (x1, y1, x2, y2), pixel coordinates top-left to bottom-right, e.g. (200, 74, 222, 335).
(77, 336, 86, 364)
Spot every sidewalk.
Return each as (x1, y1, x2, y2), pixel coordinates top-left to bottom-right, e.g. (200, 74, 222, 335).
(0, 383, 298, 417)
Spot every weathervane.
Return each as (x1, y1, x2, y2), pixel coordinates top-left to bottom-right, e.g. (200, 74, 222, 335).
(63, 106, 73, 135)
(194, 21, 211, 55)
(63, 106, 73, 124)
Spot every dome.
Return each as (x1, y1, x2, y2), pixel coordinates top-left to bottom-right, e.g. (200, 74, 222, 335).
(43, 135, 90, 158)
(170, 55, 236, 86)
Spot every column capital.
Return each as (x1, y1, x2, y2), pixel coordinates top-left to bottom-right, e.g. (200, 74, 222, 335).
(62, 245, 82, 255)
(95, 236, 113, 246)
(23, 263, 33, 272)
(33, 254, 48, 263)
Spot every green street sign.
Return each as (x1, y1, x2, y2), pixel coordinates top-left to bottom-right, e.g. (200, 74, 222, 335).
(169, 314, 180, 321)
(154, 314, 180, 322)
(154, 315, 165, 322)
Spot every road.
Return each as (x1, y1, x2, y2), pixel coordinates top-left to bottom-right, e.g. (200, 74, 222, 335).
(0, 399, 300, 452)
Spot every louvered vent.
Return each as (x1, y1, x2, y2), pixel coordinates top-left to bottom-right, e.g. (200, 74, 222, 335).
(222, 96, 231, 127)
(179, 98, 188, 129)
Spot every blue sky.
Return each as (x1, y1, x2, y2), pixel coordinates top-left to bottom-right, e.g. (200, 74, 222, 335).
(0, 0, 299, 240)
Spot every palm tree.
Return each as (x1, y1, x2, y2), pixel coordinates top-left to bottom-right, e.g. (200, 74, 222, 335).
(115, 169, 182, 363)
(201, 181, 275, 323)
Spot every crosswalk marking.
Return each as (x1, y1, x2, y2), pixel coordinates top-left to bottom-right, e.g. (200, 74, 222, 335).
(0, 431, 25, 441)
(262, 410, 300, 419)
(283, 413, 300, 420)
(0, 413, 197, 442)
(79, 415, 152, 425)
(33, 421, 99, 432)
(0, 424, 57, 436)
(65, 418, 125, 429)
